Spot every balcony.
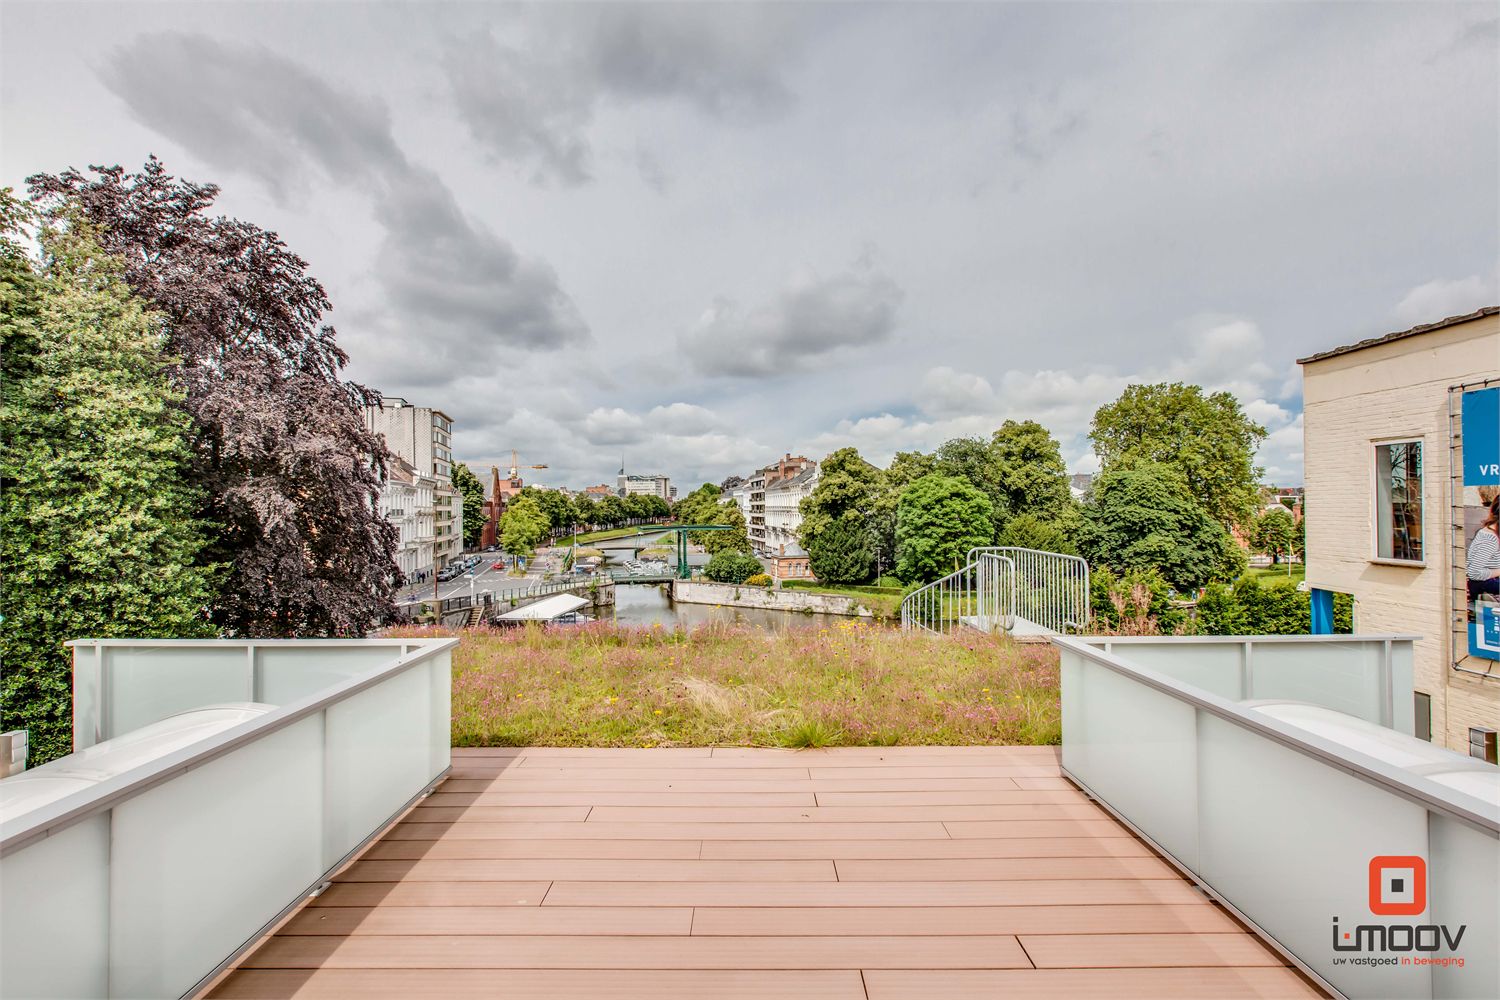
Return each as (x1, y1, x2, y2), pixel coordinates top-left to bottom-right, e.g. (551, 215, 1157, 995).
(2, 635, 1494, 1000)
(0, 638, 455, 1000)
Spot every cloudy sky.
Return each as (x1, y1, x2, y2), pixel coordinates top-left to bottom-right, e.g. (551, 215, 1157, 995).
(3, 2, 1496, 490)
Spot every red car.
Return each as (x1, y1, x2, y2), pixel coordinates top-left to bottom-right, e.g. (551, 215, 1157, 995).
(491, 561, 506, 571)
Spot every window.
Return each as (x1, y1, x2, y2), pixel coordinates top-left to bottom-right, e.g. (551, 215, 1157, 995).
(1413, 692, 1431, 742)
(1374, 442, 1422, 562)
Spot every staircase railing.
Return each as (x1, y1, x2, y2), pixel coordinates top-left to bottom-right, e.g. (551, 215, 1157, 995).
(900, 552, 1015, 634)
(899, 548, 1089, 636)
(968, 547, 1090, 635)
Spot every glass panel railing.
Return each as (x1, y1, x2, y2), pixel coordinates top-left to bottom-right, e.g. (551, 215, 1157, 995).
(0, 637, 456, 1000)
(1057, 637, 1499, 1000)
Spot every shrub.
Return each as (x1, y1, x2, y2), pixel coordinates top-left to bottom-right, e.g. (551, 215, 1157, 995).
(1194, 576, 1354, 635)
(744, 573, 772, 587)
(1089, 566, 1186, 635)
(704, 552, 763, 584)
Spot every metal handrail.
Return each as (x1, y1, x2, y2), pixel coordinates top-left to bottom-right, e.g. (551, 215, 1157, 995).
(899, 553, 1014, 634)
(1052, 635, 1499, 834)
(968, 546, 1090, 634)
(2, 638, 459, 857)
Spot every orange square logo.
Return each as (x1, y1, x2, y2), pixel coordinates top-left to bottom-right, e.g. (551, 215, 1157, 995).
(1368, 856, 1426, 916)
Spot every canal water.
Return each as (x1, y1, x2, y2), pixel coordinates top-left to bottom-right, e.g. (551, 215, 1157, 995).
(608, 581, 847, 631)
(589, 529, 851, 631)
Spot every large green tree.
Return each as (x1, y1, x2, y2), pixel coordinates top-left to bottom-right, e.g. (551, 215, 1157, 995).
(499, 494, 549, 557)
(1, 210, 220, 764)
(894, 474, 995, 583)
(1090, 382, 1267, 527)
(798, 448, 882, 564)
(990, 419, 1074, 522)
(1077, 462, 1240, 593)
(30, 160, 400, 636)
(933, 437, 1007, 532)
(806, 514, 876, 584)
(451, 462, 488, 548)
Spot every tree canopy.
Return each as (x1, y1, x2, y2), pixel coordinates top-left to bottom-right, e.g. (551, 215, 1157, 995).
(1252, 506, 1297, 564)
(806, 514, 876, 584)
(1077, 462, 1241, 593)
(990, 419, 1074, 522)
(28, 159, 400, 636)
(798, 447, 882, 561)
(1, 209, 220, 763)
(451, 462, 488, 549)
(1090, 382, 1267, 527)
(499, 494, 548, 557)
(894, 474, 995, 583)
(674, 484, 751, 553)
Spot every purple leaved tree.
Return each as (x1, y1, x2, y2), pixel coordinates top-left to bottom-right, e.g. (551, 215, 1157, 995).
(29, 158, 402, 637)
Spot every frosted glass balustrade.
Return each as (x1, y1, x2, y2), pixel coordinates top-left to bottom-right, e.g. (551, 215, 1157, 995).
(1056, 635, 1499, 1000)
(0, 637, 457, 1000)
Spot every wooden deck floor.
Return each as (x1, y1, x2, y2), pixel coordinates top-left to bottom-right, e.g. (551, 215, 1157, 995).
(209, 747, 1323, 999)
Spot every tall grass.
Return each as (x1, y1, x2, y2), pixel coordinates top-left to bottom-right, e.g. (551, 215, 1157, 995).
(391, 621, 1061, 747)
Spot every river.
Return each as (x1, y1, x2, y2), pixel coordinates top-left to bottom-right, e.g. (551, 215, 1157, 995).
(588, 530, 846, 631)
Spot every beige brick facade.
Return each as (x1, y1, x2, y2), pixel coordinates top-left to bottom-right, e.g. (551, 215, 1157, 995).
(1300, 310, 1499, 754)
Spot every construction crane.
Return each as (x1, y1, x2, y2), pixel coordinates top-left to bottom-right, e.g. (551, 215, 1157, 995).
(504, 450, 548, 480)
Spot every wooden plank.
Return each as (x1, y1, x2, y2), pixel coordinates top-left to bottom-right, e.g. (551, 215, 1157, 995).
(211, 968, 868, 999)
(442, 775, 1034, 792)
(689, 904, 1244, 937)
(336, 859, 834, 883)
(541, 879, 1211, 908)
(699, 838, 1155, 861)
(582, 804, 1106, 823)
(834, 857, 1179, 881)
(862, 968, 1324, 999)
(1011, 777, 1081, 790)
(943, 820, 1129, 839)
(240, 934, 1033, 970)
(809, 765, 1064, 779)
(1019, 933, 1288, 969)
(362, 839, 701, 861)
(493, 766, 815, 780)
(516, 761, 822, 779)
(423, 790, 821, 807)
(814, 789, 1091, 806)
(400, 805, 592, 823)
(308, 882, 550, 907)
(385, 821, 952, 841)
(281, 905, 693, 936)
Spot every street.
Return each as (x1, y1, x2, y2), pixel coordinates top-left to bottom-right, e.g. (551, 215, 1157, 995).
(396, 546, 566, 605)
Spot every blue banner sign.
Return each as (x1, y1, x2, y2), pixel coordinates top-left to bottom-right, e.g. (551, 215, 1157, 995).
(1464, 387, 1500, 661)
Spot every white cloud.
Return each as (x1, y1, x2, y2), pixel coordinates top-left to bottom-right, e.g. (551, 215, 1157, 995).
(1394, 274, 1497, 327)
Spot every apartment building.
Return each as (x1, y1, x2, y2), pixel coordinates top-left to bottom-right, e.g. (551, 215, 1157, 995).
(379, 456, 437, 581)
(747, 454, 816, 555)
(616, 466, 672, 500)
(764, 465, 819, 551)
(364, 397, 464, 569)
(1299, 306, 1499, 757)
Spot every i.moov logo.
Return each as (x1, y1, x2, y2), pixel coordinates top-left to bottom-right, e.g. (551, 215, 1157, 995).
(1331, 856, 1466, 970)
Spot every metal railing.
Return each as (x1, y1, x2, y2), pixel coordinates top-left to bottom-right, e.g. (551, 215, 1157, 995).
(899, 552, 1014, 634)
(900, 548, 1088, 637)
(1055, 635, 1496, 1000)
(969, 546, 1090, 635)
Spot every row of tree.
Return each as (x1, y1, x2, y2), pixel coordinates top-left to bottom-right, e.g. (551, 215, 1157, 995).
(797, 384, 1269, 594)
(3, 163, 404, 763)
(494, 486, 676, 557)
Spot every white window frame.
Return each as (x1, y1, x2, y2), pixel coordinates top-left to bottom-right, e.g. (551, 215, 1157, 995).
(1370, 437, 1425, 567)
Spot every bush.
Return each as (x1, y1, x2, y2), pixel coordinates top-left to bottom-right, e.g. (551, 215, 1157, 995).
(704, 552, 763, 584)
(876, 575, 903, 589)
(1194, 576, 1354, 635)
(1089, 566, 1186, 635)
(744, 573, 772, 587)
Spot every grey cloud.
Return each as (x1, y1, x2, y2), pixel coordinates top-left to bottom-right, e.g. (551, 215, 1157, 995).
(101, 32, 589, 377)
(681, 266, 905, 378)
(443, 5, 802, 186)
